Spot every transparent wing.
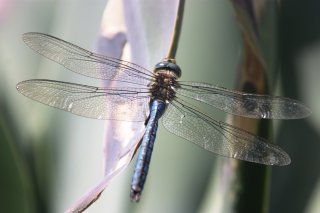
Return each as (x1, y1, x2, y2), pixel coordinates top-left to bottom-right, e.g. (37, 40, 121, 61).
(177, 81, 311, 119)
(22, 32, 155, 86)
(16, 79, 150, 121)
(162, 99, 291, 165)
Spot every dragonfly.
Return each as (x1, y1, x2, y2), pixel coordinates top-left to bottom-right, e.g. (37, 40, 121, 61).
(17, 32, 310, 202)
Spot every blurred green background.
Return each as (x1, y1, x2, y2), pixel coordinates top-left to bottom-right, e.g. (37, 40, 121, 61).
(0, 0, 319, 213)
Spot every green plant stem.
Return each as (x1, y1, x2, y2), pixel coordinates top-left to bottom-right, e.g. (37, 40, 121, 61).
(166, 0, 185, 59)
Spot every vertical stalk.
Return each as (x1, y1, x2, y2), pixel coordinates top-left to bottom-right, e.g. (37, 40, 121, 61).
(166, 0, 185, 59)
(225, 1, 278, 212)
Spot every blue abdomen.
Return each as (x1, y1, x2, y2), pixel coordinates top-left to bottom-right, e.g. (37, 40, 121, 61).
(130, 99, 166, 202)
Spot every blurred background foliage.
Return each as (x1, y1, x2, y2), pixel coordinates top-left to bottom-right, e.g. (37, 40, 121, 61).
(0, 0, 319, 213)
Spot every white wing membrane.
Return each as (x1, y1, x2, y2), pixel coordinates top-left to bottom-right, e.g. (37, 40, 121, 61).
(22, 32, 154, 86)
(177, 82, 311, 119)
(17, 79, 150, 121)
(162, 99, 291, 166)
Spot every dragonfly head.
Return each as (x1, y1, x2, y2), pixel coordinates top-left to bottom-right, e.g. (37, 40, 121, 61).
(154, 58, 181, 78)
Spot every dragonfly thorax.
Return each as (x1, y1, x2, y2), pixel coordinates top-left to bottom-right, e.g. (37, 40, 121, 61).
(149, 69, 180, 103)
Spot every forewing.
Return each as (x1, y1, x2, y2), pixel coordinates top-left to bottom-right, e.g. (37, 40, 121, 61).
(162, 99, 290, 166)
(16, 79, 150, 121)
(22, 32, 154, 86)
(177, 82, 311, 119)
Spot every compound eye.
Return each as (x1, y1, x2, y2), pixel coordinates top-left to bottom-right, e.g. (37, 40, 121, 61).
(154, 59, 181, 77)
